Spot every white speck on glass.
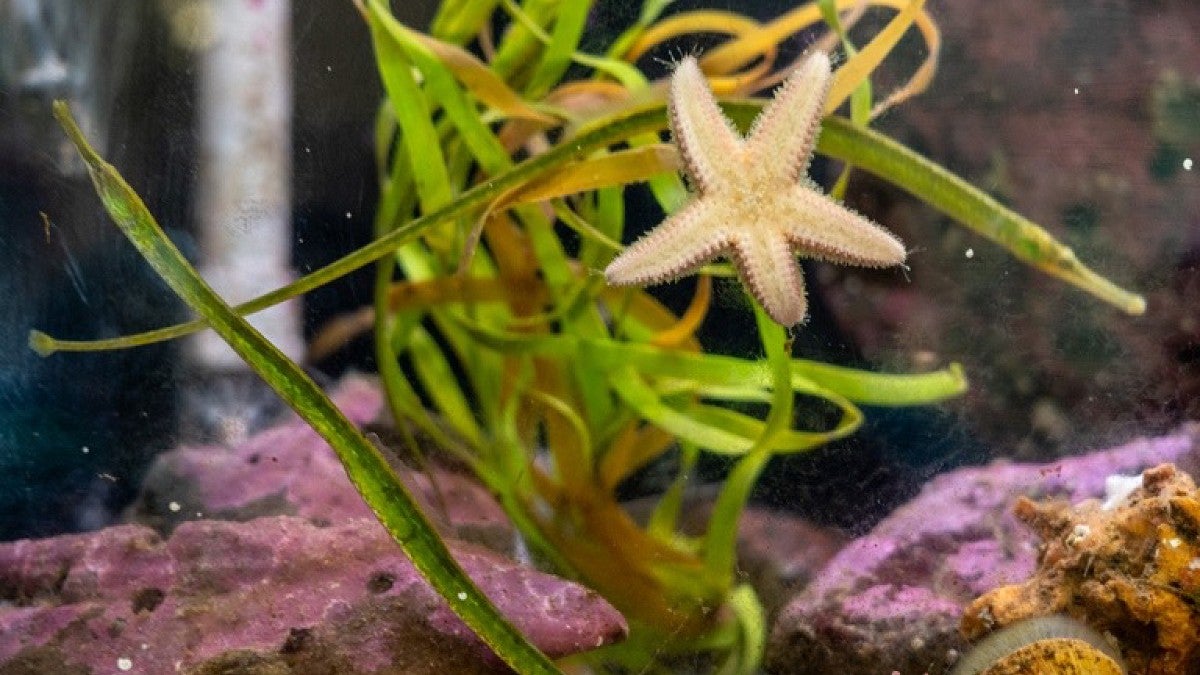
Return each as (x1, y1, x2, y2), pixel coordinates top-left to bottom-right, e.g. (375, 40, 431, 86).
(965, 248, 974, 259)
(117, 657, 133, 671)
(168, 501, 181, 512)
(457, 591, 468, 601)
(1184, 158, 1193, 171)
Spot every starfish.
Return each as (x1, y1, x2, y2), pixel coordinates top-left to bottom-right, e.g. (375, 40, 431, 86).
(604, 53, 906, 326)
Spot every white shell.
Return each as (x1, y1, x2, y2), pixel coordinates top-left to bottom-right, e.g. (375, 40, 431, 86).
(951, 615, 1126, 675)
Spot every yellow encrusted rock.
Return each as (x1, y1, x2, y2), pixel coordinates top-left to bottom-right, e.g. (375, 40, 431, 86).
(961, 464, 1200, 675)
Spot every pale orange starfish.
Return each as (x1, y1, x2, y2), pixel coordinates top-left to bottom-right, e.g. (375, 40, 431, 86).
(604, 53, 906, 326)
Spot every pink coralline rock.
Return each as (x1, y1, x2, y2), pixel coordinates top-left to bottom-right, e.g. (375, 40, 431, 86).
(722, 507, 847, 620)
(765, 427, 1199, 675)
(0, 516, 627, 674)
(132, 374, 385, 526)
(130, 374, 513, 551)
(1, 374, 626, 672)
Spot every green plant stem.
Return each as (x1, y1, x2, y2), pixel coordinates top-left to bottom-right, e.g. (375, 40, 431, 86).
(50, 101, 564, 675)
(815, 116, 1146, 315)
(703, 305, 792, 580)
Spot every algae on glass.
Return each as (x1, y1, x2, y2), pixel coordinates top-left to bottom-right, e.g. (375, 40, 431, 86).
(33, 0, 1143, 672)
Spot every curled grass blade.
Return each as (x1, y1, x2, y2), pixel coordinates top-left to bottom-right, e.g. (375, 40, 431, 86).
(721, 585, 767, 675)
(505, 144, 678, 206)
(608, 368, 762, 454)
(499, 0, 646, 89)
(430, 0, 499, 45)
(791, 359, 967, 405)
(365, 7, 451, 215)
(699, 0, 936, 80)
(650, 275, 712, 349)
(604, 0, 674, 64)
(819, 1, 872, 202)
(406, 325, 486, 447)
(622, 10, 776, 95)
(824, 0, 926, 116)
(490, 0, 558, 82)
(417, 29, 557, 125)
(446, 315, 931, 455)
(366, 1, 518, 175)
(677, 399, 862, 455)
(525, 0, 592, 98)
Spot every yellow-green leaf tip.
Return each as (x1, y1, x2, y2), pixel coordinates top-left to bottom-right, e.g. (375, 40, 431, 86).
(28, 330, 57, 357)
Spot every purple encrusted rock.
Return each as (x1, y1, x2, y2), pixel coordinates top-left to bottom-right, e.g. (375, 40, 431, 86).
(0, 516, 627, 674)
(721, 507, 847, 620)
(129, 374, 514, 552)
(131, 374, 384, 527)
(765, 427, 1199, 675)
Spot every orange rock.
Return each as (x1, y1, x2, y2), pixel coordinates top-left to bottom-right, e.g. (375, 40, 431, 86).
(961, 464, 1200, 674)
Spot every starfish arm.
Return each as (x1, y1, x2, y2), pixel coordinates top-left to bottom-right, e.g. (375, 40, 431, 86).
(747, 52, 833, 183)
(604, 200, 731, 286)
(729, 230, 809, 326)
(669, 57, 745, 193)
(781, 184, 907, 267)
